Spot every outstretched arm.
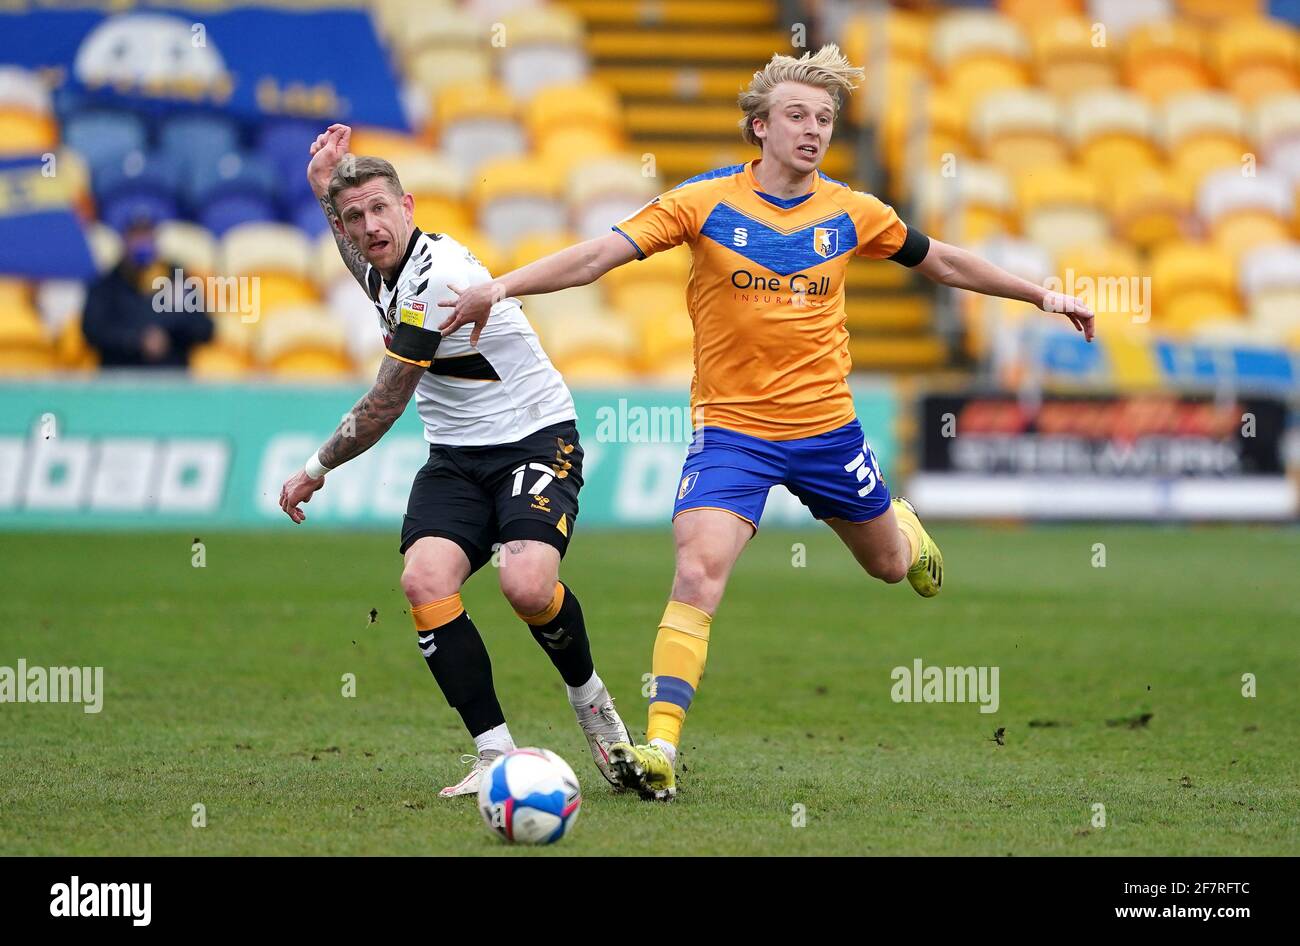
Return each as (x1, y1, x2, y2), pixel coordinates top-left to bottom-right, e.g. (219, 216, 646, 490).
(308, 123, 369, 288)
(437, 232, 639, 345)
(913, 237, 1096, 341)
(278, 354, 425, 523)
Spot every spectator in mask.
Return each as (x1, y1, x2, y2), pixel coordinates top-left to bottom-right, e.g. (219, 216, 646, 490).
(82, 213, 214, 368)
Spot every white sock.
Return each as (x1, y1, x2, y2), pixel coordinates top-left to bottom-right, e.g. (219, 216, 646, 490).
(566, 670, 605, 707)
(650, 737, 677, 764)
(474, 722, 514, 756)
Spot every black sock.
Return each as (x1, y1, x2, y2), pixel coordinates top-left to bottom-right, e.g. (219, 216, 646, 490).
(522, 582, 595, 688)
(418, 611, 505, 737)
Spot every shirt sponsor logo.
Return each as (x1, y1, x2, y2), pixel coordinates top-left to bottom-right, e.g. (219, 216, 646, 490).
(813, 226, 837, 258)
(399, 300, 427, 325)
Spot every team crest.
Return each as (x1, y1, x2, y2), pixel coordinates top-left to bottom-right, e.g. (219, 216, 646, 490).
(813, 227, 838, 258)
(678, 472, 698, 499)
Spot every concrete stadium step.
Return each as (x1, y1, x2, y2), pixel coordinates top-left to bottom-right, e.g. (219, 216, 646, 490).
(845, 296, 932, 333)
(624, 103, 747, 136)
(557, 0, 776, 28)
(587, 31, 794, 64)
(594, 66, 754, 103)
(848, 336, 948, 372)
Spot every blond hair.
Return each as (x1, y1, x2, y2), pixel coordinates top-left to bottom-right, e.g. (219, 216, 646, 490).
(327, 155, 404, 212)
(737, 44, 864, 146)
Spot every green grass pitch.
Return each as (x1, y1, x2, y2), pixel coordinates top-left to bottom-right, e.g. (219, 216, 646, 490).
(1, 525, 1297, 856)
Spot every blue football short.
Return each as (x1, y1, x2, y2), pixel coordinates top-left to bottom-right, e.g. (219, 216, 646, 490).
(671, 418, 891, 529)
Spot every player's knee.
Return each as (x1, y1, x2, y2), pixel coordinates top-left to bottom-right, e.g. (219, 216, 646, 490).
(499, 563, 556, 616)
(401, 560, 462, 605)
(671, 557, 726, 606)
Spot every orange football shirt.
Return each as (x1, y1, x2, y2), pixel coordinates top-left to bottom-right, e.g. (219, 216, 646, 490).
(614, 159, 913, 440)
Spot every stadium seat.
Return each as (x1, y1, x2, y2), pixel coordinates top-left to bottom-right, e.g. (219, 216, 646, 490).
(600, 244, 690, 296)
(191, 154, 281, 236)
(158, 112, 241, 175)
(566, 156, 655, 241)
(1176, 0, 1266, 24)
(1197, 168, 1294, 257)
(62, 109, 147, 179)
(0, 108, 57, 156)
(436, 81, 526, 174)
(388, 6, 485, 64)
(912, 161, 1014, 243)
(1017, 164, 1110, 253)
(456, 229, 510, 277)
(472, 157, 566, 251)
(328, 277, 385, 364)
(85, 222, 123, 274)
(35, 279, 86, 335)
(1069, 90, 1161, 183)
(155, 221, 218, 277)
(256, 118, 327, 204)
(1252, 93, 1300, 157)
(0, 66, 52, 114)
(1123, 20, 1210, 103)
(1056, 242, 1147, 322)
(255, 306, 353, 378)
(221, 223, 317, 317)
(523, 284, 606, 342)
(95, 152, 185, 231)
(1150, 240, 1240, 329)
(498, 7, 589, 101)
(509, 231, 578, 272)
(408, 47, 492, 100)
(1239, 242, 1300, 337)
(972, 88, 1067, 173)
(1030, 16, 1117, 97)
(188, 341, 254, 379)
(54, 316, 97, 371)
(526, 81, 622, 143)
(1211, 18, 1299, 106)
(1108, 169, 1190, 248)
(0, 303, 55, 374)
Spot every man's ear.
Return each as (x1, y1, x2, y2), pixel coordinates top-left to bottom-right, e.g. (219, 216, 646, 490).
(403, 192, 415, 224)
(752, 116, 767, 143)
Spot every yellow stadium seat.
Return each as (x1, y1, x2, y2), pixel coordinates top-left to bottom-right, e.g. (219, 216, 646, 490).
(1150, 241, 1239, 325)
(413, 197, 473, 238)
(526, 81, 622, 143)
(1176, 0, 1266, 23)
(0, 307, 54, 374)
(600, 246, 690, 295)
(189, 341, 252, 379)
(390, 7, 485, 62)
(1252, 92, 1300, 153)
(409, 47, 491, 99)
(222, 223, 312, 277)
(388, 151, 467, 200)
(536, 127, 624, 179)
(945, 58, 1030, 115)
(973, 88, 1067, 173)
(472, 156, 563, 207)
(211, 311, 259, 354)
(55, 318, 97, 371)
(1108, 170, 1191, 249)
(0, 277, 32, 314)
(841, 9, 931, 74)
(1018, 164, 1109, 253)
(347, 127, 431, 166)
(371, 0, 453, 43)
(256, 306, 352, 377)
(1211, 211, 1292, 258)
(1213, 18, 1300, 106)
(0, 109, 57, 156)
(156, 221, 217, 277)
(253, 274, 321, 317)
(1030, 16, 1116, 97)
(457, 230, 510, 277)
(510, 231, 579, 272)
(436, 81, 517, 128)
(1124, 21, 1210, 103)
(1000, 0, 1083, 22)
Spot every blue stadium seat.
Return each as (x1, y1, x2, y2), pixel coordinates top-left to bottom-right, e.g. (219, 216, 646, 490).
(62, 109, 148, 179)
(290, 194, 330, 237)
(187, 151, 278, 208)
(158, 111, 241, 173)
(198, 194, 280, 236)
(256, 118, 320, 202)
(94, 151, 183, 231)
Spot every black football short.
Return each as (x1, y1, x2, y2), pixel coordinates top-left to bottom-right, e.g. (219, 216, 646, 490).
(399, 419, 583, 573)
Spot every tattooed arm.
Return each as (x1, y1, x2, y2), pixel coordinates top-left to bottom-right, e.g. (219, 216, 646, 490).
(307, 123, 369, 288)
(278, 355, 425, 523)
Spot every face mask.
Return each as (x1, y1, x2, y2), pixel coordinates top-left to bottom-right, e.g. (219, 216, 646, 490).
(126, 239, 156, 269)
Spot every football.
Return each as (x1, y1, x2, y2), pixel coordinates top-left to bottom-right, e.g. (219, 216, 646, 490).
(477, 748, 582, 845)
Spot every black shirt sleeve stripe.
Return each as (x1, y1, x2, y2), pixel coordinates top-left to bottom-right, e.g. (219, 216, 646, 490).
(389, 322, 441, 362)
(888, 225, 930, 268)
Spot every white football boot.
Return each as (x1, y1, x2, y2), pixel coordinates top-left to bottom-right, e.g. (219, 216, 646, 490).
(573, 688, 631, 789)
(439, 749, 504, 798)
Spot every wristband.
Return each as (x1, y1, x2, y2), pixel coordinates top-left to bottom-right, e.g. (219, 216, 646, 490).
(305, 450, 332, 479)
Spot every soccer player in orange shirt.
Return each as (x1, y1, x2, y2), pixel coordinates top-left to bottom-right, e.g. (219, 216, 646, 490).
(439, 45, 1095, 800)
